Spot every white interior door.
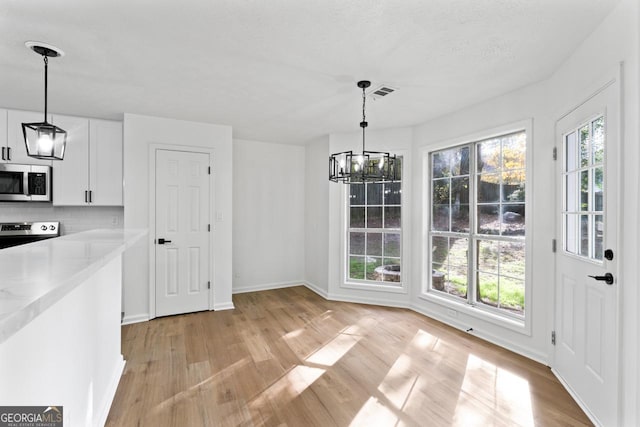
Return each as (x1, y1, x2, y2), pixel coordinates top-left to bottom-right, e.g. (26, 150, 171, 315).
(155, 149, 210, 317)
(554, 80, 619, 426)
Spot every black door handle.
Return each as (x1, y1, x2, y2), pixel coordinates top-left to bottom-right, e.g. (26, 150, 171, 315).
(157, 238, 172, 245)
(588, 273, 614, 285)
(1, 147, 4, 160)
(7, 147, 11, 161)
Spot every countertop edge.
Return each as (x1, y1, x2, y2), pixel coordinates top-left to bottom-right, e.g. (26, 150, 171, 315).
(0, 229, 147, 345)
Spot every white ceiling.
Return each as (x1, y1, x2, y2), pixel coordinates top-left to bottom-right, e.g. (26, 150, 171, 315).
(0, 0, 620, 145)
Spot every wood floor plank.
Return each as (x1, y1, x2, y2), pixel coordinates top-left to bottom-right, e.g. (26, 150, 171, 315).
(107, 286, 592, 427)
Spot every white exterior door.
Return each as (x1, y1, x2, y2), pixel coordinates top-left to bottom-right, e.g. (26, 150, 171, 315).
(554, 80, 619, 426)
(155, 149, 210, 317)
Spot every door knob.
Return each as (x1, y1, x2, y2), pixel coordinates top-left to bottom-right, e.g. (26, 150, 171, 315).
(588, 273, 614, 285)
(157, 238, 172, 245)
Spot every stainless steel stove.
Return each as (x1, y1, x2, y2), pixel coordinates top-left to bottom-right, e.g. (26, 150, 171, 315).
(0, 221, 60, 249)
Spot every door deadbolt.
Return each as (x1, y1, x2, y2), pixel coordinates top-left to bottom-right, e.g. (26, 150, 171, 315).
(604, 249, 614, 260)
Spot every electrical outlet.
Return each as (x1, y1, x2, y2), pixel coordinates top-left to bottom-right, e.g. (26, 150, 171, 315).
(111, 216, 119, 226)
(446, 308, 457, 318)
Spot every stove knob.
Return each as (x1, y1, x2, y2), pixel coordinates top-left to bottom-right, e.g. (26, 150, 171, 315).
(49, 225, 56, 231)
(41, 225, 47, 231)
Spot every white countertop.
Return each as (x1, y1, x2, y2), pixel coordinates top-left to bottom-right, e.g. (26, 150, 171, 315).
(0, 228, 146, 344)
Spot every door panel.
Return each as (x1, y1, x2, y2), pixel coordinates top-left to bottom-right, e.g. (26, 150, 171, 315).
(155, 149, 210, 317)
(555, 80, 619, 426)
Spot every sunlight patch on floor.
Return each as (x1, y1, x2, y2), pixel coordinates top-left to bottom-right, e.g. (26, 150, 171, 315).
(306, 333, 362, 366)
(453, 354, 534, 427)
(249, 365, 325, 410)
(349, 396, 398, 427)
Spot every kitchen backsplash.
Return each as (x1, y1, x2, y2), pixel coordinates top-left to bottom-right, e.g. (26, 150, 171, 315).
(0, 204, 124, 235)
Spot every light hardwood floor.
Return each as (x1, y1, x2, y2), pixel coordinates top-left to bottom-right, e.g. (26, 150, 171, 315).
(106, 286, 591, 426)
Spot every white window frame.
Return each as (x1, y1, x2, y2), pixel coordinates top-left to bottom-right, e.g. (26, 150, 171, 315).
(420, 120, 533, 335)
(341, 153, 409, 294)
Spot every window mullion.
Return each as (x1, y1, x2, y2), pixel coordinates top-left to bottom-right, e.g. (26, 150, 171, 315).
(468, 142, 477, 307)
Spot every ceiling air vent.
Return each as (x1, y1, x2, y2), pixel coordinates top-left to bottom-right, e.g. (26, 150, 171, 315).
(369, 85, 397, 100)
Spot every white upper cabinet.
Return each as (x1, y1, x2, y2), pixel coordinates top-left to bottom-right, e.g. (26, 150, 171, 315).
(5, 110, 53, 165)
(89, 119, 123, 205)
(51, 115, 90, 205)
(52, 115, 122, 206)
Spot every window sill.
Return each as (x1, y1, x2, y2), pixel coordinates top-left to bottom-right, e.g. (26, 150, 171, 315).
(342, 280, 408, 294)
(418, 291, 530, 336)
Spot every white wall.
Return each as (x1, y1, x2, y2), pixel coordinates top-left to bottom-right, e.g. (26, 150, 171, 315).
(0, 205, 123, 235)
(327, 126, 413, 306)
(232, 138, 305, 292)
(122, 114, 233, 322)
(304, 135, 330, 296)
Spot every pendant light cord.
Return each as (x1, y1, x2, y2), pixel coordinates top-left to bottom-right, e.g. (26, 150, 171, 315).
(361, 84, 366, 153)
(43, 56, 48, 121)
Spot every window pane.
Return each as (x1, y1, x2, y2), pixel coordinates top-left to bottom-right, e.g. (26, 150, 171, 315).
(432, 205, 450, 231)
(478, 205, 500, 235)
(431, 236, 450, 265)
(580, 170, 589, 211)
(478, 174, 500, 203)
(432, 179, 450, 205)
(592, 117, 604, 164)
(566, 131, 577, 171)
(367, 183, 383, 205)
(378, 260, 401, 283)
(566, 172, 578, 212)
(477, 272, 499, 308)
(499, 278, 524, 313)
(384, 233, 401, 257)
(350, 184, 365, 205)
(448, 237, 468, 267)
(432, 151, 451, 178)
(384, 206, 401, 228)
(384, 182, 402, 205)
(349, 232, 365, 255)
(503, 132, 526, 170)
(452, 146, 470, 176)
(593, 167, 603, 211)
(365, 257, 382, 281)
(477, 240, 499, 273)
(502, 204, 525, 236)
(594, 214, 604, 260)
(580, 215, 589, 256)
(349, 256, 365, 280)
(367, 207, 383, 228)
(449, 264, 468, 299)
(566, 214, 578, 254)
(350, 207, 365, 228)
(431, 264, 446, 291)
(367, 232, 382, 256)
(502, 171, 525, 202)
(580, 124, 589, 167)
(477, 139, 500, 173)
(501, 241, 525, 281)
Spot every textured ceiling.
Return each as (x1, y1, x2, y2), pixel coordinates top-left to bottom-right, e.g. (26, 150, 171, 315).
(0, 0, 621, 144)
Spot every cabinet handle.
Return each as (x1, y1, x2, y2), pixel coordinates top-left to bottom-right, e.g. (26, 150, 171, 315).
(1, 147, 4, 161)
(89, 191, 92, 203)
(85, 190, 88, 203)
(7, 147, 11, 161)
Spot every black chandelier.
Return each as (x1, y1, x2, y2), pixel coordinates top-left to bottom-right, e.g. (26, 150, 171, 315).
(22, 42, 67, 161)
(329, 80, 399, 183)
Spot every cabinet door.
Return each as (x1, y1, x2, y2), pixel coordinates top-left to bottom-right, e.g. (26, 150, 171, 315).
(52, 115, 90, 206)
(6, 110, 53, 165)
(0, 109, 7, 162)
(89, 119, 123, 205)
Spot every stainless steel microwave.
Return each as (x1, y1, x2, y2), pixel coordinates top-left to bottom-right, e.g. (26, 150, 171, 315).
(0, 164, 52, 202)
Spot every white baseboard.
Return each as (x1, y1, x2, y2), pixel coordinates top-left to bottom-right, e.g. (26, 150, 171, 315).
(327, 292, 409, 309)
(213, 302, 235, 311)
(122, 313, 149, 325)
(303, 281, 329, 299)
(410, 303, 548, 365)
(551, 368, 601, 427)
(232, 280, 304, 294)
(95, 357, 125, 427)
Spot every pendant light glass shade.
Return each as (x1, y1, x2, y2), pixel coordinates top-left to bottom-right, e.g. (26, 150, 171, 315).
(329, 80, 399, 183)
(22, 42, 67, 161)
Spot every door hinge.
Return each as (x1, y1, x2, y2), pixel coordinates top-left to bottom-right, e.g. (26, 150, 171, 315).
(552, 239, 557, 253)
(208, 224, 211, 232)
(208, 166, 211, 175)
(551, 331, 556, 345)
(207, 281, 211, 289)
(552, 147, 557, 161)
